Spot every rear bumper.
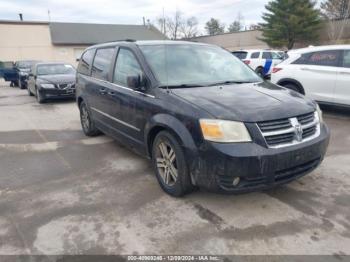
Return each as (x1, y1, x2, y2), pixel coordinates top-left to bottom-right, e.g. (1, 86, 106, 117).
(189, 123, 330, 193)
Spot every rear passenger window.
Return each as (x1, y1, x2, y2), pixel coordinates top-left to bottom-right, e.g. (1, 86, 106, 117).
(91, 48, 115, 80)
(293, 50, 341, 67)
(251, 52, 260, 59)
(232, 52, 247, 59)
(78, 49, 95, 75)
(262, 52, 272, 59)
(113, 49, 142, 87)
(343, 50, 350, 68)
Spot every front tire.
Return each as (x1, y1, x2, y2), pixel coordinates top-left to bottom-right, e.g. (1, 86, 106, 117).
(152, 131, 195, 197)
(79, 101, 100, 136)
(19, 79, 24, 89)
(36, 88, 45, 103)
(27, 86, 34, 96)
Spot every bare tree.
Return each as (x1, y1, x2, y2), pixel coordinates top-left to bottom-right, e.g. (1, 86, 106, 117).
(180, 17, 199, 38)
(166, 10, 183, 40)
(321, 0, 350, 43)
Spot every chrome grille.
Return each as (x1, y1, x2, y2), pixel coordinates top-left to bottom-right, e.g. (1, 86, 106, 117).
(57, 83, 75, 89)
(257, 111, 320, 148)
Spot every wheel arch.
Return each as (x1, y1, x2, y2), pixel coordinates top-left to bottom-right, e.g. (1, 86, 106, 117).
(144, 114, 198, 159)
(277, 78, 305, 95)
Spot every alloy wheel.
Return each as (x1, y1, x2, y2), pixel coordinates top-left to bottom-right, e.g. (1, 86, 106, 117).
(81, 104, 90, 132)
(155, 141, 178, 186)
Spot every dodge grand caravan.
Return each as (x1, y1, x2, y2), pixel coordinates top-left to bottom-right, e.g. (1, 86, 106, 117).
(76, 40, 330, 197)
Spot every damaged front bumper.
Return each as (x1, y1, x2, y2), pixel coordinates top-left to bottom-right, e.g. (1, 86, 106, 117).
(189, 123, 330, 193)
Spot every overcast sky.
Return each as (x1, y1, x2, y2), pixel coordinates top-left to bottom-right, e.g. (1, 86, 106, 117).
(0, 0, 269, 34)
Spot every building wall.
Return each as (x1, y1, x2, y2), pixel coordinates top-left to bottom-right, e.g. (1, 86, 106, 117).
(191, 20, 350, 51)
(0, 23, 88, 66)
(191, 30, 268, 51)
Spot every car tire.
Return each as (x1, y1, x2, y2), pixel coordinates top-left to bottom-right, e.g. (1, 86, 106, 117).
(284, 83, 301, 94)
(255, 67, 264, 77)
(152, 131, 195, 197)
(79, 101, 101, 136)
(27, 86, 34, 96)
(19, 79, 24, 89)
(36, 88, 45, 103)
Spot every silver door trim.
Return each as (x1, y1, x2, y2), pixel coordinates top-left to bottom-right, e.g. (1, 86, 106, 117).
(88, 76, 156, 98)
(91, 107, 140, 132)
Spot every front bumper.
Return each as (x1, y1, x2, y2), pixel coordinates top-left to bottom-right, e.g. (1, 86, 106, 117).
(40, 88, 76, 99)
(190, 123, 330, 193)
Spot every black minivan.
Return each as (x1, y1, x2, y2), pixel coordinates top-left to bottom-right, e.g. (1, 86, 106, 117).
(76, 40, 330, 196)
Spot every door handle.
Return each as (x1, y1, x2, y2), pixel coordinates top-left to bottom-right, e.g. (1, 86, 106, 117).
(99, 88, 106, 95)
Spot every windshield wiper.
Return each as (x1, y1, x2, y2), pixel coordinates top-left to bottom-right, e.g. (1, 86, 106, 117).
(207, 80, 257, 86)
(159, 84, 205, 89)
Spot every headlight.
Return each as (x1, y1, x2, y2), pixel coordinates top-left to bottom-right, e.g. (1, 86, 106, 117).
(19, 71, 27, 76)
(40, 83, 55, 89)
(316, 104, 323, 123)
(199, 119, 252, 143)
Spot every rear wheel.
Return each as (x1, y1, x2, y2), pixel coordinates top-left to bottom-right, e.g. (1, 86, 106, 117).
(255, 67, 264, 77)
(79, 101, 100, 136)
(152, 131, 195, 197)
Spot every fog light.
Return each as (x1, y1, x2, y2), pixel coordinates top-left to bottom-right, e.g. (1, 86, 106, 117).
(232, 177, 240, 186)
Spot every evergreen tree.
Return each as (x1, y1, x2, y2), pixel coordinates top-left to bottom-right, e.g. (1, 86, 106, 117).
(260, 0, 321, 49)
(205, 18, 225, 35)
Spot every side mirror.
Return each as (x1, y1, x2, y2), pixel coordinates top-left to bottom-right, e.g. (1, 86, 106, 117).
(127, 74, 146, 91)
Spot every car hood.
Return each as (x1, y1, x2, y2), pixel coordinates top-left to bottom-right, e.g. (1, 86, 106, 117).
(37, 74, 75, 84)
(171, 81, 316, 122)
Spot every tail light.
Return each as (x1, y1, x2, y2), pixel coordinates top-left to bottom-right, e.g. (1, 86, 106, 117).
(243, 60, 250, 65)
(272, 67, 282, 73)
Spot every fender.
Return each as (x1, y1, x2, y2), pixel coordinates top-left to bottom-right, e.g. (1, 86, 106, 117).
(144, 113, 198, 158)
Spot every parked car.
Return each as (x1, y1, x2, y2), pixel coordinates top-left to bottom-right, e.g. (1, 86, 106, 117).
(27, 62, 76, 103)
(271, 45, 350, 107)
(76, 40, 329, 197)
(0, 61, 18, 86)
(232, 49, 284, 78)
(16, 60, 40, 89)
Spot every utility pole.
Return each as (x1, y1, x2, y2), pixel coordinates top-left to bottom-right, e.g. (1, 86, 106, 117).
(48, 9, 51, 22)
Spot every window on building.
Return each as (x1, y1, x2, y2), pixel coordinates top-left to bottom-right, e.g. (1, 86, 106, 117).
(113, 48, 142, 87)
(91, 48, 115, 80)
(77, 49, 95, 75)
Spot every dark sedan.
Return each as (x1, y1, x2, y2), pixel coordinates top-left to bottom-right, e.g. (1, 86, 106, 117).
(27, 62, 76, 103)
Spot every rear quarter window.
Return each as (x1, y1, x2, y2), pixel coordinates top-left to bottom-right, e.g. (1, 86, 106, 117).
(251, 52, 260, 59)
(232, 52, 248, 60)
(77, 49, 95, 75)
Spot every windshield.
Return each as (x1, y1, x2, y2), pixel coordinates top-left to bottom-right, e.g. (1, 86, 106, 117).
(139, 44, 261, 87)
(37, 64, 75, 75)
(17, 61, 37, 69)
